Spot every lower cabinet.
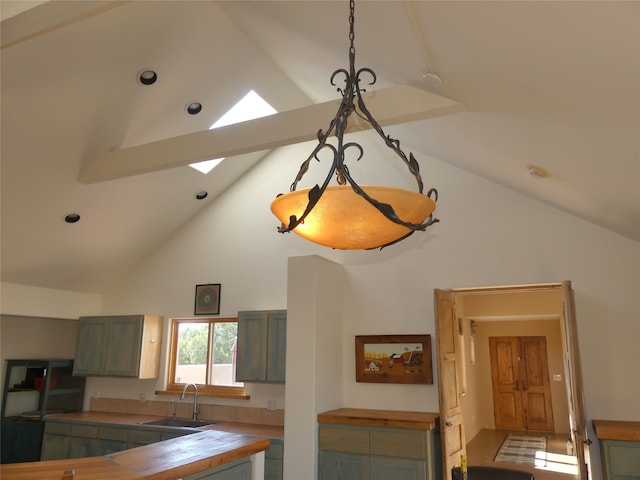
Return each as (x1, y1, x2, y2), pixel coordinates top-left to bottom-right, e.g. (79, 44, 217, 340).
(593, 419, 640, 480)
(42, 418, 279, 480)
(599, 440, 640, 480)
(41, 420, 186, 461)
(184, 458, 252, 480)
(265, 438, 284, 480)
(1, 419, 45, 463)
(319, 451, 369, 480)
(318, 424, 440, 480)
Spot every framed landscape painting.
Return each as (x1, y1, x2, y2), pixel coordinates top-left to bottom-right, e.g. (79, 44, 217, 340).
(355, 334, 433, 384)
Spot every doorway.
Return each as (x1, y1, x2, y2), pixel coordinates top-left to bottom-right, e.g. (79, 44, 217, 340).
(489, 336, 554, 432)
(434, 282, 590, 480)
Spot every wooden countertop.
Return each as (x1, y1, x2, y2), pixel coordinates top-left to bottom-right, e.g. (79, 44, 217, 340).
(0, 456, 144, 480)
(317, 408, 439, 430)
(111, 430, 269, 480)
(592, 419, 640, 441)
(46, 411, 284, 439)
(0, 430, 269, 480)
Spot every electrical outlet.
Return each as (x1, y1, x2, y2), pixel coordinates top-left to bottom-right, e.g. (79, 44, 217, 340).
(139, 393, 146, 403)
(267, 400, 277, 411)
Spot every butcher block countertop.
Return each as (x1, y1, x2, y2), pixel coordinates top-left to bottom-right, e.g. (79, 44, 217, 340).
(317, 408, 439, 430)
(592, 419, 640, 442)
(45, 411, 284, 439)
(0, 430, 269, 480)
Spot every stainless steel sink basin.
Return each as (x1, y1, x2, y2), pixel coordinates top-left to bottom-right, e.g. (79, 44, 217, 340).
(140, 418, 216, 428)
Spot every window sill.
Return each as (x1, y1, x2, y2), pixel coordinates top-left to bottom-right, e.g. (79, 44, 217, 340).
(154, 390, 250, 400)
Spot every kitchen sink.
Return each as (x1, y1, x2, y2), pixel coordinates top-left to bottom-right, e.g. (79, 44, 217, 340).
(140, 418, 216, 428)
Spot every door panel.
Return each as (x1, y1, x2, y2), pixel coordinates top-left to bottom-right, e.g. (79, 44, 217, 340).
(562, 281, 590, 479)
(490, 337, 524, 429)
(435, 289, 466, 480)
(521, 337, 554, 431)
(490, 336, 554, 431)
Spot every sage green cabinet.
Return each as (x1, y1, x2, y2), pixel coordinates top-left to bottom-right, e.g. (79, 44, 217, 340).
(599, 440, 640, 480)
(265, 438, 284, 480)
(319, 451, 369, 479)
(236, 310, 286, 383)
(318, 424, 440, 480)
(73, 314, 163, 378)
(41, 419, 187, 461)
(593, 419, 640, 480)
(184, 458, 251, 480)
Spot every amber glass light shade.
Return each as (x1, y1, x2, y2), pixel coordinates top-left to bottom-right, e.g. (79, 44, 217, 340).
(270, 185, 436, 250)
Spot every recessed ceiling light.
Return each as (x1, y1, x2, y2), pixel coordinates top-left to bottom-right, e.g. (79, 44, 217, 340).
(186, 102, 203, 115)
(64, 213, 80, 223)
(195, 191, 208, 200)
(527, 165, 551, 179)
(138, 69, 158, 86)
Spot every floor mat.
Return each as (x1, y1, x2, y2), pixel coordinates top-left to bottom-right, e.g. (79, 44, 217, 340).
(494, 433, 547, 466)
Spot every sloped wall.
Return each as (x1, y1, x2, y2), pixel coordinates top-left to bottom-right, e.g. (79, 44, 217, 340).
(17, 135, 637, 480)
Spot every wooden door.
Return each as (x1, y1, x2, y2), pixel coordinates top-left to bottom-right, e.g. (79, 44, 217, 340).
(489, 336, 554, 431)
(561, 281, 591, 479)
(489, 337, 524, 429)
(435, 289, 466, 480)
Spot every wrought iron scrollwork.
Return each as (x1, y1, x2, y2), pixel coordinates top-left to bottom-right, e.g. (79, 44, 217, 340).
(276, 0, 439, 248)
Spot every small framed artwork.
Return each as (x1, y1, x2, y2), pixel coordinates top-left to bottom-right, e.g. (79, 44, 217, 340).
(194, 284, 221, 315)
(355, 334, 433, 384)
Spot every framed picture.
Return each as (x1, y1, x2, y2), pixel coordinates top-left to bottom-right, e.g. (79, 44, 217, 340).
(355, 334, 433, 384)
(194, 284, 221, 315)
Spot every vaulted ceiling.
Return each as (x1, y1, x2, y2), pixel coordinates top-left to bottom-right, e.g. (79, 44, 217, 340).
(1, 1, 638, 293)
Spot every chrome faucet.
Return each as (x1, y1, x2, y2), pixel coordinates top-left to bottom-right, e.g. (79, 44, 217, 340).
(180, 383, 199, 420)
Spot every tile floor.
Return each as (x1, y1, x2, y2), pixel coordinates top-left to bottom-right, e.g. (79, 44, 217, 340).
(466, 429, 579, 480)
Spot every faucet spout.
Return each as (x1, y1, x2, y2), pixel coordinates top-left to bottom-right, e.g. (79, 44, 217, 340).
(180, 383, 199, 421)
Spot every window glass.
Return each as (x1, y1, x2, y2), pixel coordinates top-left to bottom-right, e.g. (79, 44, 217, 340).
(168, 318, 245, 397)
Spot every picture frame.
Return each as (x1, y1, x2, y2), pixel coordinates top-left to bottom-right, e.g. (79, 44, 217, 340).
(194, 284, 221, 315)
(355, 334, 433, 384)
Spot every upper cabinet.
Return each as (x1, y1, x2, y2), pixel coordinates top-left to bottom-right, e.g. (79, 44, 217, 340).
(236, 310, 286, 383)
(73, 315, 163, 378)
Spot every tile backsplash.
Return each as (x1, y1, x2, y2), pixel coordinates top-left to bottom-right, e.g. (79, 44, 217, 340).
(89, 397, 284, 427)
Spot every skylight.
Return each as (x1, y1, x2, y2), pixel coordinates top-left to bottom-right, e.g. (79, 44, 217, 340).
(189, 90, 277, 174)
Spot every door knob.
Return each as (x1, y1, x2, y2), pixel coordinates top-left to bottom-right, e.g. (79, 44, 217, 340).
(445, 421, 453, 427)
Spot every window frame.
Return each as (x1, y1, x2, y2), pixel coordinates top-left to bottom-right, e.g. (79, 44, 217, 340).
(166, 317, 246, 398)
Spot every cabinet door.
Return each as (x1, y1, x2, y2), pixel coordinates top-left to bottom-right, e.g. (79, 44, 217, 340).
(1, 419, 44, 463)
(73, 317, 108, 375)
(236, 311, 268, 381)
(41, 434, 69, 460)
(370, 456, 426, 480)
(184, 460, 251, 480)
(219, 461, 252, 480)
(601, 440, 640, 480)
(265, 458, 283, 480)
(67, 436, 96, 459)
(319, 451, 369, 480)
(104, 316, 143, 376)
(266, 311, 287, 382)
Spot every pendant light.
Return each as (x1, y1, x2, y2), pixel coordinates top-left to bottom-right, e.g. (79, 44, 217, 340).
(270, 0, 439, 250)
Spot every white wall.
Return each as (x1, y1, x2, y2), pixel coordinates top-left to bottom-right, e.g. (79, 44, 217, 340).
(0, 284, 102, 401)
(2, 136, 639, 480)
(0, 283, 102, 319)
(284, 255, 344, 480)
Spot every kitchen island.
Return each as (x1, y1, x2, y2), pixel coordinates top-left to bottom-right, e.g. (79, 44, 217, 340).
(0, 429, 269, 480)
